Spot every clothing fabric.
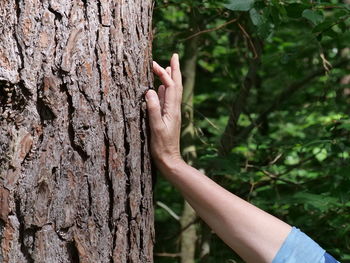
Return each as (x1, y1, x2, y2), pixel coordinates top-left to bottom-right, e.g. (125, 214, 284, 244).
(272, 227, 340, 263)
(324, 253, 339, 263)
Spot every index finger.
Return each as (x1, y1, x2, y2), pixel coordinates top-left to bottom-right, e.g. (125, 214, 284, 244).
(153, 61, 175, 88)
(171, 53, 182, 87)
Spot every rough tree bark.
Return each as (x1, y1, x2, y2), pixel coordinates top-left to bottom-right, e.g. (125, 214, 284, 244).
(0, 0, 154, 262)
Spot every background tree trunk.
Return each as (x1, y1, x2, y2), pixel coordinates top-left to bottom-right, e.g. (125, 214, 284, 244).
(0, 0, 154, 262)
(180, 10, 200, 263)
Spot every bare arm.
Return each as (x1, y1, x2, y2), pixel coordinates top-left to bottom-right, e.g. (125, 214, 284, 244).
(145, 54, 292, 263)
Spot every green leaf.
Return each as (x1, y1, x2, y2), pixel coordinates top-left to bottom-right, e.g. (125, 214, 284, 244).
(324, 28, 339, 39)
(269, 5, 282, 25)
(257, 21, 273, 39)
(312, 20, 334, 34)
(249, 8, 263, 26)
(339, 21, 347, 33)
(224, 0, 255, 11)
(291, 192, 339, 212)
(285, 152, 300, 165)
(313, 147, 328, 162)
(302, 9, 324, 25)
(339, 122, 350, 130)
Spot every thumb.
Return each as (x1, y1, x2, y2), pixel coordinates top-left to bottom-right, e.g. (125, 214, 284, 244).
(145, 90, 162, 130)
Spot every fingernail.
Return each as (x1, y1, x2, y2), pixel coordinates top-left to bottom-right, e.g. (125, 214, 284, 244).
(145, 90, 155, 102)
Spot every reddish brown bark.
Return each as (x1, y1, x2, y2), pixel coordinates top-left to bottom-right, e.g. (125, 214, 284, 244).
(0, 0, 154, 262)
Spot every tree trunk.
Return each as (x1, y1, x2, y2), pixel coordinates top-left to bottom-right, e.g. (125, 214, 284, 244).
(180, 10, 200, 263)
(0, 0, 154, 262)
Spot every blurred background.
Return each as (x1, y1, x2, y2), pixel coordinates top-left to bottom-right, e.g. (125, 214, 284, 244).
(152, 1, 350, 262)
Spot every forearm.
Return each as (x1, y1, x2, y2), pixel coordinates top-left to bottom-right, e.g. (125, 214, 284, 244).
(159, 159, 292, 263)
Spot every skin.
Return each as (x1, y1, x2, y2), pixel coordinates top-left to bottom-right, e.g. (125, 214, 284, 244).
(145, 54, 292, 263)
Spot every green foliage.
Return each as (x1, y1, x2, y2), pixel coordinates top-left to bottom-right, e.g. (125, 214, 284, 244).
(224, 0, 255, 11)
(153, 0, 350, 262)
(302, 9, 324, 25)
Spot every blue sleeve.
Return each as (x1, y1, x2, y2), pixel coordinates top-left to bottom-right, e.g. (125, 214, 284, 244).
(272, 227, 340, 263)
(324, 253, 340, 263)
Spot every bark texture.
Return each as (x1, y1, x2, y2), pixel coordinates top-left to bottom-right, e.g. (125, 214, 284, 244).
(0, 0, 154, 262)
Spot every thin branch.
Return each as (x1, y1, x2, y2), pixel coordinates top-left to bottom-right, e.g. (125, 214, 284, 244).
(315, 5, 349, 9)
(245, 148, 327, 186)
(314, 15, 350, 37)
(260, 169, 300, 185)
(154, 252, 181, 258)
(182, 17, 239, 41)
(269, 153, 283, 165)
(238, 23, 258, 59)
(320, 53, 332, 74)
(165, 217, 200, 241)
(182, 102, 220, 131)
(156, 201, 180, 221)
(277, 155, 315, 177)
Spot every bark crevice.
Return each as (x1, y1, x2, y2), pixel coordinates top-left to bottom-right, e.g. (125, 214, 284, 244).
(62, 83, 89, 162)
(14, 0, 24, 72)
(94, 28, 104, 108)
(139, 106, 145, 197)
(96, 0, 102, 25)
(86, 176, 93, 217)
(104, 125, 114, 232)
(104, 124, 116, 263)
(66, 240, 80, 263)
(120, 94, 132, 257)
(47, 6, 63, 21)
(15, 196, 34, 263)
(36, 86, 57, 124)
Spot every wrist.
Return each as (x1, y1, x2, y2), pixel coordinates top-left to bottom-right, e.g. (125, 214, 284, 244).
(155, 154, 186, 175)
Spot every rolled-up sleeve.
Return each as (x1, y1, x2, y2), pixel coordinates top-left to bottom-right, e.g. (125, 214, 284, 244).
(272, 227, 340, 263)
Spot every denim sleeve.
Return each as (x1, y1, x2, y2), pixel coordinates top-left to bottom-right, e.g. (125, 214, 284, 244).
(272, 227, 340, 263)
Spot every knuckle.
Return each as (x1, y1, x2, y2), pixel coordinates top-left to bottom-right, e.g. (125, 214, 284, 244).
(172, 111, 180, 118)
(153, 124, 163, 133)
(148, 105, 156, 112)
(148, 103, 160, 112)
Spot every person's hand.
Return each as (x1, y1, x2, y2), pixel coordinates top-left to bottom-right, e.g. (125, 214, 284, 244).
(146, 54, 184, 170)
